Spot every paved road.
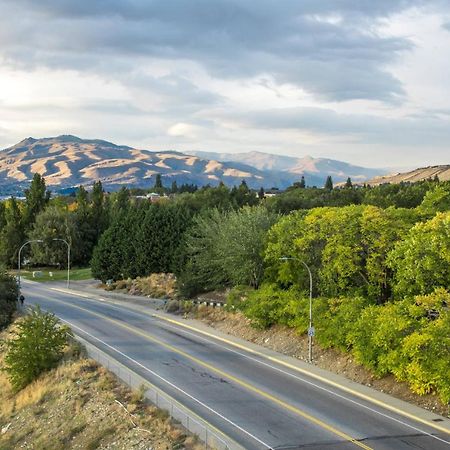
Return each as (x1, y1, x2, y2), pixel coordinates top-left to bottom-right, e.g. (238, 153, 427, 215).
(23, 281, 450, 450)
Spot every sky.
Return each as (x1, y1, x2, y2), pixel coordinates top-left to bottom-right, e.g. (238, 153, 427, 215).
(0, 1, 450, 168)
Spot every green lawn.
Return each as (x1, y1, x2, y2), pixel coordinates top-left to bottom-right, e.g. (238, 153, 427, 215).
(13, 267, 92, 283)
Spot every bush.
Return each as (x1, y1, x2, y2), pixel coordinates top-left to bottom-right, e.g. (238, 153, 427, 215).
(3, 306, 72, 391)
(315, 296, 372, 351)
(0, 269, 19, 330)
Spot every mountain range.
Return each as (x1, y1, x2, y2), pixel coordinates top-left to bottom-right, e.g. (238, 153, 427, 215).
(0, 135, 387, 193)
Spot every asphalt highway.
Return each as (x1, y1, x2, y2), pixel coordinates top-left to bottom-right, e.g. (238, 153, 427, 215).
(23, 281, 450, 450)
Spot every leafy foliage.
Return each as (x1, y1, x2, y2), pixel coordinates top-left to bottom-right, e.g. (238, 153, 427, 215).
(388, 212, 450, 297)
(0, 270, 19, 330)
(3, 306, 72, 391)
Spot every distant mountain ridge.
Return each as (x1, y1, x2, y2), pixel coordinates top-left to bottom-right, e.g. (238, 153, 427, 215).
(187, 150, 384, 183)
(0, 135, 386, 192)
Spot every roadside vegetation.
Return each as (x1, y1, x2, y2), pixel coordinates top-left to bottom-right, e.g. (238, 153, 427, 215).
(0, 311, 197, 449)
(1, 174, 450, 409)
(14, 267, 91, 283)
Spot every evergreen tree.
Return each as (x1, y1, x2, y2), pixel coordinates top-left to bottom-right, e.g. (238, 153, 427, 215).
(258, 187, 265, 199)
(72, 186, 96, 266)
(299, 176, 306, 189)
(90, 181, 109, 242)
(345, 177, 353, 189)
(324, 175, 334, 191)
(154, 174, 163, 190)
(135, 204, 192, 276)
(171, 180, 178, 194)
(0, 201, 6, 232)
(231, 180, 258, 207)
(0, 197, 26, 267)
(113, 187, 131, 215)
(23, 173, 50, 229)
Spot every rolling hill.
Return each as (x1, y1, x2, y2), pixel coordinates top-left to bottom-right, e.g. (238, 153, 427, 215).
(367, 165, 450, 185)
(0, 135, 386, 193)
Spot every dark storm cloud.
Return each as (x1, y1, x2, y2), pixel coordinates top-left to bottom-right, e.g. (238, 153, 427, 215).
(0, 0, 432, 102)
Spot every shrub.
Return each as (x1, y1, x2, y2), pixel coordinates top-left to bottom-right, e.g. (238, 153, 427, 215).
(3, 306, 72, 391)
(0, 269, 19, 330)
(315, 296, 372, 351)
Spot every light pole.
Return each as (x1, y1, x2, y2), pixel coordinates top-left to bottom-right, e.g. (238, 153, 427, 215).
(17, 239, 44, 288)
(280, 256, 314, 363)
(52, 238, 71, 288)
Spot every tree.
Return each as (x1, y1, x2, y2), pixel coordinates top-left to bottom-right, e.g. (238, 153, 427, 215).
(388, 212, 450, 297)
(90, 181, 109, 242)
(231, 180, 258, 207)
(91, 208, 143, 282)
(0, 269, 19, 330)
(258, 187, 265, 199)
(299, 176, 306, 189)
(23, 173, 50, 229)
(171, 180, 178, 194)
(154, 173, 163, 190)
(135, 204, 192, 276)
(345, 177, 353, 189)
(4, 306, 72, 391)
(324, 176, 333, 191)
(178, 206, 278, 295)
(0, 197, 25, 268)
(417, 185, 450, 218)
(112, 186, 131, 217)
(29, 206, 75, 268)
(0, 201, 6, 232)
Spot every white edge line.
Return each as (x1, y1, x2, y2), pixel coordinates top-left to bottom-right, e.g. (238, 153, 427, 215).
(52, 315, 273, 449)
(48, 286, 450, 445)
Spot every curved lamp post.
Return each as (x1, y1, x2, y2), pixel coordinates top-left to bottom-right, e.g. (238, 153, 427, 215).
(17, 239, 43, 288)
(279, 256, 314, 363)
(52, 238, 71, 288)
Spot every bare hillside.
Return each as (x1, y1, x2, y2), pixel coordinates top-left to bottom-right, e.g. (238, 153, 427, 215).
(368, 165, 450, 185)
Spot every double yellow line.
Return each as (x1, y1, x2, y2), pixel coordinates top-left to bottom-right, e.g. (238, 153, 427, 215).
(47, 294, 372, 449)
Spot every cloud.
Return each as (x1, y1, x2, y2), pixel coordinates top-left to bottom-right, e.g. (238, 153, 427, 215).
(0, 0, 429, 102)
(227, 106, 450, 146)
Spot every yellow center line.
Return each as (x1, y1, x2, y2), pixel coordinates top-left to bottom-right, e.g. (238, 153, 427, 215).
(47, 294, 372, 450)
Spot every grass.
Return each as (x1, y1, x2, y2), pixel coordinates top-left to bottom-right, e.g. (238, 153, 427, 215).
(12, 267, 92, 283)
(0, 321, 199, 450)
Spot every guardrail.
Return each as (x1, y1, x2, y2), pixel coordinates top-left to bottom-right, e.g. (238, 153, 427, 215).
(76, 335, 238, 450)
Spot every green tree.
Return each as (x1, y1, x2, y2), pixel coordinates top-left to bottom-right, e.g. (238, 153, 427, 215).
(90, 181, 109, 242)
(0, 197, 25, 268)
(0, 269, 19, 330)
(417, 184, 450, 218)
(4, 306, 72, 391)
(135, 204, 192, 276)
(178, 206, 277, 295)
(388, 212, 450, 297)
(23, 173, 50, 229)
(90, 208, 143, 282)
(258, 187, 265, 199)
(154, 173, 163, 190)
(72, 186, 96, 265)
(324, 176, 333, 191)
(231, 180, 258, 207)
(299, 176, 306, 189)
(0, 201, 6, 232)
(345, 177, 353, 188)
(29, 206, 75, 268)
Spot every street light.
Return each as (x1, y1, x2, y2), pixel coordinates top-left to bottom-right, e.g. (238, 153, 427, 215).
(52, 238, 71, 288)
(17, 239, 44, 288)
(279, 256, 314, 363)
